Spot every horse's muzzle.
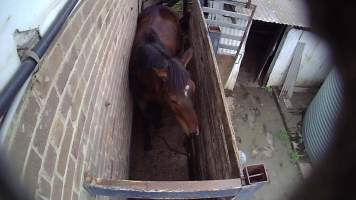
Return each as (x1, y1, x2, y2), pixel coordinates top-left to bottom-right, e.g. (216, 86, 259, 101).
(190, 128, 199, 136)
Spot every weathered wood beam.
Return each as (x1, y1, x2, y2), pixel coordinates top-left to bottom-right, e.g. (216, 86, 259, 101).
(84, 173, 242, 199)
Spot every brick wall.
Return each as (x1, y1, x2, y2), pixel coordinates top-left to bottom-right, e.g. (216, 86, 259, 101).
(4, 0, 138, 199)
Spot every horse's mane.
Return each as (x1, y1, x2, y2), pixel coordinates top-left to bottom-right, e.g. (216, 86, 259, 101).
(166, 59, 190, 91)
(135, 30, 190, 91)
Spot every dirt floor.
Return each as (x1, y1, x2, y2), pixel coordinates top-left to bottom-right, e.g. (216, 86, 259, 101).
(129, 108, 189, 181)
(218, 55, 307, 200)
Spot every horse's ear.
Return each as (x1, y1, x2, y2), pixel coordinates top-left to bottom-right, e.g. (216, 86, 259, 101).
(180, 48, 193, 67)
(153, 68, 168, 81)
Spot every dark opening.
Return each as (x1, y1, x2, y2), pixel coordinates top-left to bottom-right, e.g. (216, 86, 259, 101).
(238, 20, 285, 85)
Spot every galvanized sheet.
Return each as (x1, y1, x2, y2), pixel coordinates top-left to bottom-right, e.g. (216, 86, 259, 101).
(303, 69, 343, 163)
(251, 0, 310, 27)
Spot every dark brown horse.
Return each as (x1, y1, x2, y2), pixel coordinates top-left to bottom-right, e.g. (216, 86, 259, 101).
(129, 5, 198, 149)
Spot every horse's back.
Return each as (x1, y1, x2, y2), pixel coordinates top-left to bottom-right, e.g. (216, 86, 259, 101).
(136, 5, 181, 56)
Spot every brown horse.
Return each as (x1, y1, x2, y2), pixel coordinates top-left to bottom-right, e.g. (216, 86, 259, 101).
(129, 5, 198, 150)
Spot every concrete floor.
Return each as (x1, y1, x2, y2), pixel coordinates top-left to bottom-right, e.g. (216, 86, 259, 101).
(218, 55, 303, 200)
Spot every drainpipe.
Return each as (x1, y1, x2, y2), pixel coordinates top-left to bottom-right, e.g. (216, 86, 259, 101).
(0, 0, 79, 131)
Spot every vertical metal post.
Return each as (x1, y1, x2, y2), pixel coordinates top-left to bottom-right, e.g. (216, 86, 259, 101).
(208, 26, 222, 54)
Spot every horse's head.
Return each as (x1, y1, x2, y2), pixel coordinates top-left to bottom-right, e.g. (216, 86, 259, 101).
(153, 48, 199, 136)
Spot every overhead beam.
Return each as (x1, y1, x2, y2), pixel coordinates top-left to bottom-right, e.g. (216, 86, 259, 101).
(202, 7, 250, 20)
(205, 19, 246, 30)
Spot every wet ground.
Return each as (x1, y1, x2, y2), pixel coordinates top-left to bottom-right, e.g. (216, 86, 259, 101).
(226, 85, 302, 200)
(218, 54, 310, 200)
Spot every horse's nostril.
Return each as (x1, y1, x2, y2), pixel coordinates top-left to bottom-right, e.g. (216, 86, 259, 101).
(191, 128, 199, 136)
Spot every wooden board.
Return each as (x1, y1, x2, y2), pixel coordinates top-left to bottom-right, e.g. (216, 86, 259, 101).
(84, 173, 242, 199)
(188, 0, 241, 181)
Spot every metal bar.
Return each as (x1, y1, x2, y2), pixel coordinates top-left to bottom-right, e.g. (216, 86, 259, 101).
(211, 0, 249, 8)
(247, 173, 265, 178)
(224, 4, 256, 90)
(221, 33, 242, 41)
(205, 19, 246, 30)
(219, 43, 240, 50)
(202, 7, 250, 20)
(84, 173, 242, 199)
(232, 4, 256, 61)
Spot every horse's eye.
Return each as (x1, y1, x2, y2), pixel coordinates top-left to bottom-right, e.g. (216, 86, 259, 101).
(171, 98, 179, 104)
(170, 95, 179, 104)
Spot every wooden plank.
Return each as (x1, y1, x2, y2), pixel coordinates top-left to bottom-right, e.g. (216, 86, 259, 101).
(206, 19, 246, 31)
(84, 173, 242, 199)
(224, 4, 256, 91)
(189, 0, 241, 181)
(263, 26, 292, 85)
(202, 7, 250, 20)
(279, 42, 305, 99)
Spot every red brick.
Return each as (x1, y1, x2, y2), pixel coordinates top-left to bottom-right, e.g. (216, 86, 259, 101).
(73, 37, 84, 59)
(50, 116, 64, 147)
(87, 27, 97, 49)
(62, 157, 75, 200)
(71, 79, 85, 121)
(43, 143, 57, 178)
(105, 0, 112, 11)
(71, 111, 85, 158)
(72, 192, 78, 200)
(60, 91, 72, 118)
(60, 23, 77, 52)
(81, 0, 96, 20)
(33, 89, 59, 154)
(9, 95, 39, 172)
(70, 13, 83, 43)
(105, 9, 112, 26)
(82, 62, 98, 114)
(51, 176, 63, 200)
(80, 13, 94, 42)
(56, 47, 78, 94)
(57, 121, 73, 176)
(68, 68, 79, 95)
(96, 16, 103, 32)
(24, 149, 42, 196)
(96, 0, 107, 16)
(83, 43, 97, 81)
(33, 44, 64, 100)
(82, 117, 91, 143)
(38, 177, 51, 198)
(75, 54, 86, 77)
(74, 151, 84, 190)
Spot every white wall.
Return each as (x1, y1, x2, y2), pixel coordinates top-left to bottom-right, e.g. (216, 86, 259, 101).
(267, 28, 333, 87)
(0, 0, 69, 92)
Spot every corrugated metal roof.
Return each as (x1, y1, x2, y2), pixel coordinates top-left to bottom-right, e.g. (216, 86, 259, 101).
(251, 0, 311, 27)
